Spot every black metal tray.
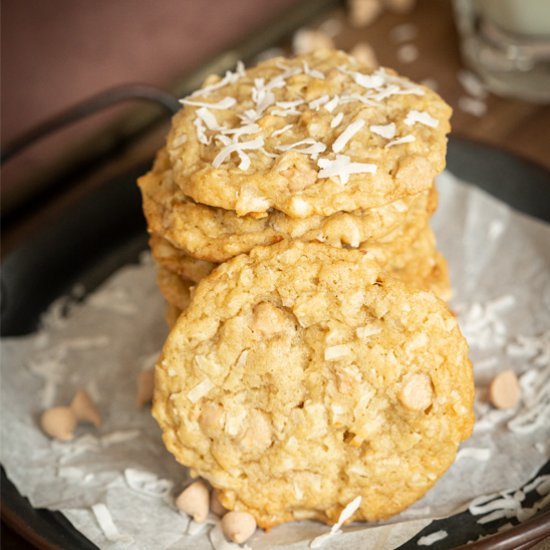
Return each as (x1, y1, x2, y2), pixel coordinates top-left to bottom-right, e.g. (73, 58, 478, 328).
(1, 137, 550, 549)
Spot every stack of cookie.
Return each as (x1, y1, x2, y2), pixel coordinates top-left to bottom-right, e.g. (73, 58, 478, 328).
(137, 49, 452, 326)
(138, 50, 475, 530)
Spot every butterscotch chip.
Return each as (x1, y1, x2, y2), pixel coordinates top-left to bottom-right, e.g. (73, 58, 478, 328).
(138, 149, 437, 263)
(40, 407, 77, 441)
(251, 302, 289, 337)
(350, 42, 379, 68)
(153, 241, 474, 528)
(398, 373, 433, 410)
(221, 511, 257, 544)
(293, 29, 335, 55)
(175, 480, 210, 522)
(489, 370, 520, 409)
(165, 50, 451, 218)
(348, 0, 382, 28)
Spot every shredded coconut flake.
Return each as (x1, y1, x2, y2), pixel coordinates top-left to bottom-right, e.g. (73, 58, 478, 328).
(194, 117, 210, 145)
(180, 97, 237, 110)
(196, 107, 221, 130)
(418, 530, 448, 546)
(370, 122, 396, 139)
(187, 378, 214, 403)
(220, 124, 261, 137)
(101, 429, 140, 446)
(124, 469, 173, 498)
(310, 496, 362, 548)
(186, 519, 210, 536)
(212, 137, 264, 168)
(309, 95, 330, 110)
(277, 139, 327, 159)
(91, 503, 133, 543)
(331, 112, 344, 129)
(317, 155, 376, 184)
(469, 476, 550, 526)
(303, 60, 325, 80)
(271, 124, 294, 137)
(404, 110, 439, 128)
(276, 99, 305, 109)
(189, 62, 245, 98)
(386, 135, 416, 148)
(340, 66, 385, 89)
(271, 108, 302, 117)
(324, 96, 340, 112)
(332, 120, 366, 153)
(456, 447, 491, 461)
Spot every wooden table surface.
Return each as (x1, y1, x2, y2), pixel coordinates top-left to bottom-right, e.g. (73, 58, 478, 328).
(2, 0, 549, 548)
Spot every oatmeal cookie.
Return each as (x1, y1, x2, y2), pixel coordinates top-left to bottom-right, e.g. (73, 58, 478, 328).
(165, 49, 451, 218)
(138, 148, 437, 263)
(153, 241, 474, 528)
(150, 235, 215, 283)
(151, 221, 449, 296)
(155, 267, 193, 313)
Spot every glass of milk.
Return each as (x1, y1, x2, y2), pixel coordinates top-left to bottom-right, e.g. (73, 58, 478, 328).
(453, 0, 550, 102)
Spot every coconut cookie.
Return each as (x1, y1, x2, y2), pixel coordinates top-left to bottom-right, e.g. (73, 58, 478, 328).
(152, 221, 449, 295)
(166, 49, 451, 218)
(138, 148, 437, 263)
(151, 224, 451, 303)
(155, 267, 193, 313)
(150, 235, 215, 283)
(153, 241, 474, 528)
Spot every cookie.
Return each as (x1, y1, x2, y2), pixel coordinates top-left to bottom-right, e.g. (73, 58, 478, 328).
(165, 49, 451, 218)
(155, 267, 193, 313)
(138, 148, 437, 263)
(153, 241, 474, 528)
(165, 302, 183, 330)
(150, 217, 449, 293)
(150, 235, 215, 283)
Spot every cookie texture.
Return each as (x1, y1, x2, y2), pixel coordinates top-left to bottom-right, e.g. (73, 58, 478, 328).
(138, 148, 437, 263)
(153, 241, 474, 528)
(155, 267, 193, 313)
(152, 225, 451, 305)
(165, 49, 451, 217)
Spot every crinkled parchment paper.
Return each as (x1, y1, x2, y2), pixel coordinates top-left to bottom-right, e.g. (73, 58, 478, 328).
(1, 171, 549, 549)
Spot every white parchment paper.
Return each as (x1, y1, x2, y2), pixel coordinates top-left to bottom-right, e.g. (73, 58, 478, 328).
(1, 171, 549, 549)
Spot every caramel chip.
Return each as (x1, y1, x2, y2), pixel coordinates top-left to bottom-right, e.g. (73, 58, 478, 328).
(489, 370, 520, 409)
